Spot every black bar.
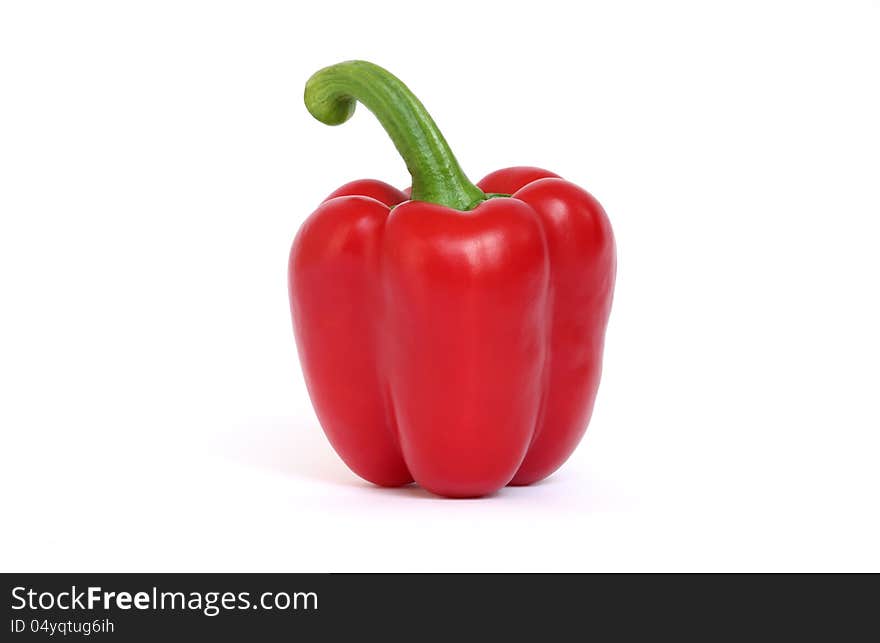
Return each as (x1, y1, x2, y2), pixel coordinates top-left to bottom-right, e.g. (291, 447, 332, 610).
(2, 573, 874, 639)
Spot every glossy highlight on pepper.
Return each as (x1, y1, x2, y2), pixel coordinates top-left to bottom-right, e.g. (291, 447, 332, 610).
(290, 60, 616, 497)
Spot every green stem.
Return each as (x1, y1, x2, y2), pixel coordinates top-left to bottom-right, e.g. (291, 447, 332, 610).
(304, 60, 486, 210)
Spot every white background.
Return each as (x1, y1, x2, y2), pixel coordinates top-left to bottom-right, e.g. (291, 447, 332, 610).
(1, 1, 878, 572)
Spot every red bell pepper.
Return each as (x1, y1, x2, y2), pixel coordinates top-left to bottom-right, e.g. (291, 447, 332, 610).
(289, 61, 615, 497)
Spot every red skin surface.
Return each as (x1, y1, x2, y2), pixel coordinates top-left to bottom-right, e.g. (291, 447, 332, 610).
(289, 167, 615, 497)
